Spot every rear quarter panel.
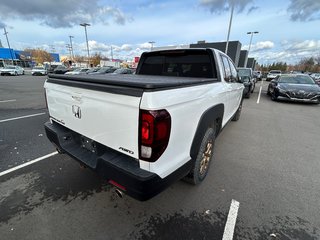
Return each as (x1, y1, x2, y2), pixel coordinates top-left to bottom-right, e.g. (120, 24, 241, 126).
(140, 82, 229, 178)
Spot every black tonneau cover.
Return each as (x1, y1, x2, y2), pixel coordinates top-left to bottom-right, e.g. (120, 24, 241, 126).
(48, 74, 215, 89)
(46, 74, 217, 97)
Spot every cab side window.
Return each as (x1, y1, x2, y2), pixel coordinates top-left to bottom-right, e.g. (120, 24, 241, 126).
(220, 55, 231, 82)
(228, 59, 238, 82)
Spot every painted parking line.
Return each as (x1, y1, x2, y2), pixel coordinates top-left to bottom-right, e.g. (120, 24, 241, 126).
(222, 199, 240, 240)
(0, 99, 16, 103)
(256, 80, 264, 104)
(0, 112, 46, 123)
(257, 86, 263, 104)
(0, 152, 58, 177)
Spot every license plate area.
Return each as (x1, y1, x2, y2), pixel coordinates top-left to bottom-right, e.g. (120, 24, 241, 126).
(80, 135, 97, 153)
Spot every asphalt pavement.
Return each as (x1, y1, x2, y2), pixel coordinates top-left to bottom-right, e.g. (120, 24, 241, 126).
(0, 76, 319, 240)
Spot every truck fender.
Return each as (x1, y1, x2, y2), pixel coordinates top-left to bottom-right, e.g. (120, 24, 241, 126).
(190, 104, 224, 160)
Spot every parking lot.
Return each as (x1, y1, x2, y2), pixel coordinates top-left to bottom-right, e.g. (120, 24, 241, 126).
(0, 74, 319, 240)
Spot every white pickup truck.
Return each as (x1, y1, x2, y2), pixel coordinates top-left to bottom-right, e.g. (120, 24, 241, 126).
(44, 48, 244, 201)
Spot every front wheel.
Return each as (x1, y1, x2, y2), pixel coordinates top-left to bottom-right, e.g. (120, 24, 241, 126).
(184, 128, 215, 185)
(245, 90, 251, 98)
(251, 83, 255, 93)
(267, 87, 271, 96)
(271, 92, 278, 101)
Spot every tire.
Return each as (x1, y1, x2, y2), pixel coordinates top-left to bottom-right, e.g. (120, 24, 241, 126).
(14, 72, 18, 76)
(184, 128, 215, 185)
(251, 84, 255, 93)
(232, 100, 242, 121)
(267, 87, 271, 96)
(245, 90, 251, 98)
(271, 92, 278, 101)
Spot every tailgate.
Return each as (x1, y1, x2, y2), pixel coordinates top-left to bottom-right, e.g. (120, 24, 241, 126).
(44, 81, 141, 159)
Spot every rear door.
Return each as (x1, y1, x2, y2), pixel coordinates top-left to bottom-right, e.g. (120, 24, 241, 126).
(220, 54, 243, 118)
(44, 81, 141, 159)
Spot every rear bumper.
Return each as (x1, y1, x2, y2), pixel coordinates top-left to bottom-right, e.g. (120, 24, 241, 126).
(44, 121, 192, 201)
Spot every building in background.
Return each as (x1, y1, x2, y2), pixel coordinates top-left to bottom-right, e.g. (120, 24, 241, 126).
(190, 40, 242, 67)
(0, 47, 59, 67)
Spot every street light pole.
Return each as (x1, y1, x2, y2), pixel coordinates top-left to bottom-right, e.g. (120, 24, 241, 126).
(148, 41, 155, 51)
(3, 27, 14, 65)
(225, 3, 234, 54)
(69, 35, 74, 60)
(244, 31, 259, 67)
(80, 23, 90, 67)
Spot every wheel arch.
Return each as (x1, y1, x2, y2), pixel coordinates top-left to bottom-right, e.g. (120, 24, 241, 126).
(190, 104, 224, 160)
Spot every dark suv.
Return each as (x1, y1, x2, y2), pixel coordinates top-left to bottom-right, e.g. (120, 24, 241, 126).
(237, 68, 256, 98)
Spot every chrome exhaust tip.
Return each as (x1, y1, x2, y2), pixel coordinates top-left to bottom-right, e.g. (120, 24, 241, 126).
(115, 189, 123, 198)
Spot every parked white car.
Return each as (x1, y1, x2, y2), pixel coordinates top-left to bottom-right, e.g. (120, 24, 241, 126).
(31, 66, 48, 76)
(266, 70, 281, 81)
(0, 65, 24, 76)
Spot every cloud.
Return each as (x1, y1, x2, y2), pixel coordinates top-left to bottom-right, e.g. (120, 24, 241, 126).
(0, 20, 6, 28)
(254, 41, 274, 51)
(243, 41, 275, 52)
(247, 6, 258, 14)
(282, 40, 320, 52)
(199, 0, 254, 13)
(0, 0, 131, 28)
(288, 0, 320, 21)
(138, 42, 153, 50)
(252, 40, 320, 64)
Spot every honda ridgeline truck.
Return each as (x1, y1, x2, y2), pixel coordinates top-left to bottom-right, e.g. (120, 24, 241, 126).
(44, 48, 244, 201)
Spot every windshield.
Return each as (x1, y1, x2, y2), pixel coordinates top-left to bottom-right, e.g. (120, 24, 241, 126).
(238, 69, 251, 77)
(34, 67, 44, 69)
(279, 75, 316, 84)
(270, 70, 281, 74)
(139, 50, 216, 78)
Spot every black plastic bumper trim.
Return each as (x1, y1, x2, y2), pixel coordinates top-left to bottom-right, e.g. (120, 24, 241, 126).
(44, 121, 192, 201)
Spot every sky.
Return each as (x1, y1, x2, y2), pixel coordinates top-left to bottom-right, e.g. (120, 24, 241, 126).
(0, 0, 319, 64)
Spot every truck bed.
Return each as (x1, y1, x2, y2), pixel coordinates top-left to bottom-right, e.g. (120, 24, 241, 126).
(47, 74, 216, 97)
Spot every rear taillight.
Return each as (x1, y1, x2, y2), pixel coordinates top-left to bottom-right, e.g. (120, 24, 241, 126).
(139, 109, 171, 162)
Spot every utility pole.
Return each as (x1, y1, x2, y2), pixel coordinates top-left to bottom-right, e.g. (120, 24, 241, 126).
(3, 27, 14, 65)
(69, 35, 74, 60)
(66, 44, 72, 59)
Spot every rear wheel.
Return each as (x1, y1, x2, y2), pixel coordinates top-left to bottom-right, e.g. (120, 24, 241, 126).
(184, 128, 215, 185)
